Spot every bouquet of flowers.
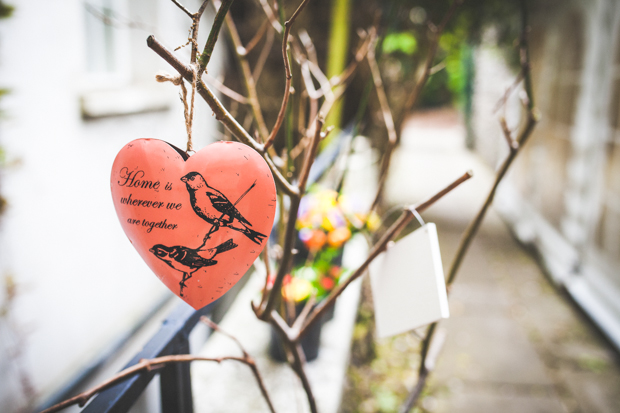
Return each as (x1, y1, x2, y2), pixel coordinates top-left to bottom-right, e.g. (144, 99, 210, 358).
(287, 185, 380, 302)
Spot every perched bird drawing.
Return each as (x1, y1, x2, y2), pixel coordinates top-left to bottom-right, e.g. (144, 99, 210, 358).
(181, 172, 267, 245)
(149, 238, 237, 297)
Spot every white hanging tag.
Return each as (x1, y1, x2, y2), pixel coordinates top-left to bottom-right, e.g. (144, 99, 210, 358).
(369, 223, 449, 338)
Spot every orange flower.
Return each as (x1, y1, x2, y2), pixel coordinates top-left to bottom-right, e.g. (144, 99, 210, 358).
(304, 229, 327, 251)
(327, 227, 351, 248)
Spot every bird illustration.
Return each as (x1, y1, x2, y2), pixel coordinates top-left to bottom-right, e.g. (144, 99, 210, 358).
(181, 172, 267, 245)
(150, 238, 238, 297)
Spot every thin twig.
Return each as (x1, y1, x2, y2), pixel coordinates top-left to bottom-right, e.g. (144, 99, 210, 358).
(300, 60, 323, 100)
(204, 73, 250, 104)
(367, 30, 398, 211)
(270, 311, 318, 413)
(306, 34, 372, 135)
(147, 35, 298, 197)
(257, 118, 325, 320)
(253, 26, 276, 81)
(199, 316, 276, 413)
(297, 118, 325, 191)
(300, 171, 473, 337)
(240, 18, 271, 56)
(263, 0, 313, 150)
(400, 0, 462, 127)
(291, 294, 316, 334)
(493, 72, 524, 114)
(258, 0, 283, 33)
(331, 33, 372, 89)
(221, 3, 271, 141)
(199, 0, 235, 74)
(447, 116, 536, 288)
(171, 0, 194, 18)
(40, 354, 271, 413)
(191, 1, 211, 63)
(499, 117, 519, 151)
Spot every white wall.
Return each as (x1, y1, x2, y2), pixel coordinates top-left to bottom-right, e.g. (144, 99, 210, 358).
(0, 0, 225, 410)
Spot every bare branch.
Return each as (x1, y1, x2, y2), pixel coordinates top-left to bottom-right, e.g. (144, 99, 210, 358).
(147, 35, 298, 197)
(171, 0, 194, 18)
(300, 171, 473, 337)
(253, 26, 276, 81)
(204, 73, 250, 104)
(258, 0, 283, 33)
(240, 18, 271, 56)
(40, 354, 271, 413)
(305, 34, 372, 131)
(400, 0, 462, 124)
(199, 0, 235, 74)
(200, 316, 276, 413)
(499, 117, 519, 151)
(298, 29, 318, 66)
(493, 72, 524, 114)
(222, 5, 271, 140)
(190, 1, 212, 63)
(367, 30, 398, 211)
(447, 118, 536, 288)
(257, 118, 325, 320)
(263, 0, 314, 150)
(201, 316, 246, 356)
(331, 33, 372, 88)
(446, 0, 538, 288)
(269, 311, 318, 413)
(297, 117, 325, 192)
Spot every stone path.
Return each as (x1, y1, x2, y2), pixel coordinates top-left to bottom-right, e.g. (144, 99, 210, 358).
(384, 108, 620, 413)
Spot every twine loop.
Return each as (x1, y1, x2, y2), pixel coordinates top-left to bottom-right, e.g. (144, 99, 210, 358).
(156, 65, 198, 153)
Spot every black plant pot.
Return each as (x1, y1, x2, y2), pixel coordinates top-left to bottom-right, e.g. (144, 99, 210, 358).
(269, 303, 323, 362)
(322, 299, 336, 322)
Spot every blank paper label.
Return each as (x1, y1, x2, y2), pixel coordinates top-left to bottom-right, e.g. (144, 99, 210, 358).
(370, 223, 449, 338)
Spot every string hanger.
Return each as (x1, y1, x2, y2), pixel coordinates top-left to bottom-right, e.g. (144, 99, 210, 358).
(155, 63, 198, 154)
(411, 208, 426, 228)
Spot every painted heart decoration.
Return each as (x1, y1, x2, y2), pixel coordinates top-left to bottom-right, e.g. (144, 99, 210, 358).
(111, 139, 276, 309)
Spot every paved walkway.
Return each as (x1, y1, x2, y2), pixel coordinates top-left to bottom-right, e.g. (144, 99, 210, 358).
(385, 108, 620, 413)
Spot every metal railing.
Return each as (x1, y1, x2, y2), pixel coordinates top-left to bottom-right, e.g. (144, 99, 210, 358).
(80, 301, 211, 413)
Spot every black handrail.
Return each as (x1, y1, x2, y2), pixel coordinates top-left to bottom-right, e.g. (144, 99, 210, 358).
(36, 294, 174, 411)
(81, 300, 214, 413)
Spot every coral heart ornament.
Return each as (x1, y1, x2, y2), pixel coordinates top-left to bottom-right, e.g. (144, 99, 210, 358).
(111, 139, 276, 309)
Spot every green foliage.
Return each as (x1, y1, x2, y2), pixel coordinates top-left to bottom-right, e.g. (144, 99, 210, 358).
(382, 32, 417, 56)
(375, 0, 520, 108)
(0, 1, 13, 19)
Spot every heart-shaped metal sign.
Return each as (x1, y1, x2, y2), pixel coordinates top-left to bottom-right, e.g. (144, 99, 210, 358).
(111, 139, 276, 309)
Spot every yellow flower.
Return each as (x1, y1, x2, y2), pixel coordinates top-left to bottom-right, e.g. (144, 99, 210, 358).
(328, 227, 351, 248)
(282, 277, 313, 302)
(366, 211, 381, 232)
(317, 190, 338, 212)
(321, 215, 335, 232)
